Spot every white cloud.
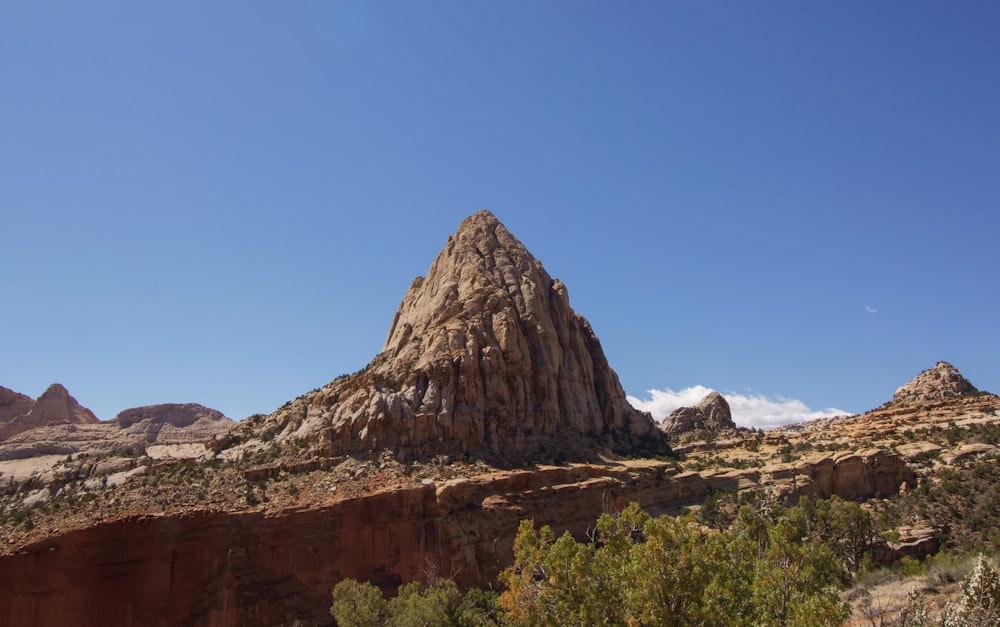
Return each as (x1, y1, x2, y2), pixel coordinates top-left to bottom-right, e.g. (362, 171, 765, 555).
(865, 305, 878, 314)
(627, 386, 848, 431)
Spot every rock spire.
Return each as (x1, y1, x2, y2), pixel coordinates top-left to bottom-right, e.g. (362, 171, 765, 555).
(230, 210, 662, 462)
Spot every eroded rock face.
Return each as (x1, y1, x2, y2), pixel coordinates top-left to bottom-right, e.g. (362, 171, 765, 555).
(890, 361, 979, 406)
(661, 391, 735, 434)
(229, 210, 662, 462)
(0, 383, 98, 440)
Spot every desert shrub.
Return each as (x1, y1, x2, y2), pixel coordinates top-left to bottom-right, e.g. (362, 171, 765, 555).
(499, 501, 848, 626)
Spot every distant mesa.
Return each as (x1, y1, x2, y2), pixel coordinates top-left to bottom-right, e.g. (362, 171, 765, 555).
(660, 391, 735, 434)
(0, 383, 98, 440)
(221, 210, 665, 462)
(889, 361, 980, 407)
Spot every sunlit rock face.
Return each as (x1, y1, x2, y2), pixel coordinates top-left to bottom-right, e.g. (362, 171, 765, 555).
(229, 210, 663, 463)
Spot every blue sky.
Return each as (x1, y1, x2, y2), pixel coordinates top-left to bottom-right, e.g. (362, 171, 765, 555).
(2, 2, 998, 428)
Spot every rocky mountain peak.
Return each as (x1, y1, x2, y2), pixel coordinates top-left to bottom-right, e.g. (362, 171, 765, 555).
(890, 361, 979, 407)
(230, 210, 663, 463)
(383, 209, 546, 361)
(0, 383, 99, 440)
(661, 391, 735, 434)
(31, 383, 100, 425)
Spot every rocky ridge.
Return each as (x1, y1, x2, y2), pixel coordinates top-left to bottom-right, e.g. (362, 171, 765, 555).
(0, 394, 233, 498)
(661, 391, 735, 434)
(0, 401, 232, 460)
(220, 210, 662, 463)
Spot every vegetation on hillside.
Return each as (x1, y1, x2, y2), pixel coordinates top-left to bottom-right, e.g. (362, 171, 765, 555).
(332, 451, 1000, 627)
(332, 497, 886, 626)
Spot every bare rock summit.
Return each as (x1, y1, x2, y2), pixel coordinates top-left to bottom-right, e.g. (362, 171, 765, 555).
(890, 361, 979, 407)
(225, 210, 662, 462)
(661, 391, 735, 434)
(0, 383, 99, 440)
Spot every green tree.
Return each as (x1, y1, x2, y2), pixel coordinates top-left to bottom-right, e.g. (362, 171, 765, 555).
(500, 500, 850, 627)
(388, 579, 462, 627)
(332, 577, 501, 627)
(331, 579, 387, 627)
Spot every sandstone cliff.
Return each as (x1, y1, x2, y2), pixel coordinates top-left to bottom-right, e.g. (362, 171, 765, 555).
(0, 449, 914, 626)
(222, 210, 662, 463)
(661, 391, 735, 434)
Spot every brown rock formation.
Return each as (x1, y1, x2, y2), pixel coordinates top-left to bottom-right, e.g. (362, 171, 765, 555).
(661, 391, 735, 434)
(0, 383, 98, 440)
(889, 361, 978, 407)
(226, 210, 662, 463)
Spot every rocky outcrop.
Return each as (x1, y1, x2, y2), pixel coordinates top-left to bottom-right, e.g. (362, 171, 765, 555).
(889, 361, 979, 407)
(0, 404, 232, 464)
(225, 210, 662, 463)
(661, 391, 735, 434)
(785, 449, 916, 500)
(0, 383, 99, 440)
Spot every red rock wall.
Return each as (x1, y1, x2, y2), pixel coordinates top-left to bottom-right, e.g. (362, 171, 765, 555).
(0, 453, 913, 626)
